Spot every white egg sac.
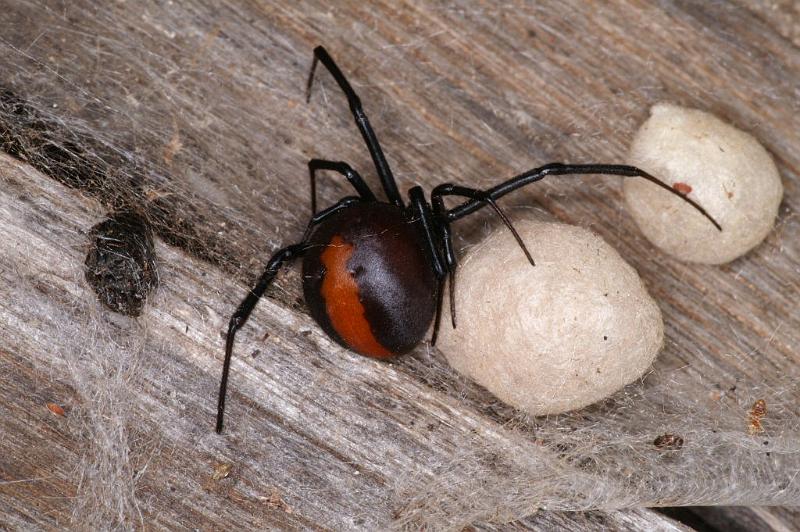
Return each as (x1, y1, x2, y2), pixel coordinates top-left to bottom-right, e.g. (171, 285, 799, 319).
(625, 103, 783, 264)
(438, 220, 663, 416)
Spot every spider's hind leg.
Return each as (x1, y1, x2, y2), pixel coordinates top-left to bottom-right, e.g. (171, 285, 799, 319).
(306, 46, 404, 208)
(217, 196, 361, 434)
(217, 243, 306, 434)
(308, 159, 376, 215)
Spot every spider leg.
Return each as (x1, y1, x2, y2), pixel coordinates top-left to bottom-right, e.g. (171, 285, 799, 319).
(217, 243, 306, 434)
(308, 159, 376, 215)
(301, 195, 361, 242)
(431, 193, 460, 335)
(429, 163, 724, 336)
(442, 226, 458, 331)
(217, 195, 362, 434)
(408, 187, 446, 279)
(306, 46, 404, 208)
(445, 163, 722, 231)
(408, 186, 449, 345)
(432, 182, 540, 335)
(431, 277, 446, 345)
(433, 184, 536, 266)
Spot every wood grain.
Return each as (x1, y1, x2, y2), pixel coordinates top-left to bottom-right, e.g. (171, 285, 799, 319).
(0, 0, 798, 529)
(0, 153, 699, 530)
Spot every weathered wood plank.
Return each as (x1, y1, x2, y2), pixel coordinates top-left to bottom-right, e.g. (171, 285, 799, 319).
(0, 155, 702, 529)
(1, 0, 799, 529)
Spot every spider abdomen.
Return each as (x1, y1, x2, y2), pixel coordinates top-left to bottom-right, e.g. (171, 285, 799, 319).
(302, 202, 437, 358)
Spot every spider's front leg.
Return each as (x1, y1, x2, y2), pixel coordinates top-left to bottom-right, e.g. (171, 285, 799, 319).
(430, 191, 461, 341)
(433, 184, 536, 266)
(407, 187, 449, 344)
(445, 163, 721, 231)
(430, 184, 538, 338)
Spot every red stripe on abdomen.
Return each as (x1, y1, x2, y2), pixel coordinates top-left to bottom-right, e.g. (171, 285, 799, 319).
(319, 235, 393, 358)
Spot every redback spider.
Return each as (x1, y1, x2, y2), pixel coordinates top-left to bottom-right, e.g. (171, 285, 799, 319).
(215, 46, 721, 433)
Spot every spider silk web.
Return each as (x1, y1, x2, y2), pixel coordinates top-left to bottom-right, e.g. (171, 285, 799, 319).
(1, 1, 799, 529)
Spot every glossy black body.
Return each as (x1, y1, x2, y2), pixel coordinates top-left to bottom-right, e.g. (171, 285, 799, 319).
(302, 202, 437, 355)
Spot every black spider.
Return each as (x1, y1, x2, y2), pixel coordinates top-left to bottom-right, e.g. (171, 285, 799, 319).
(215, 46, 720, 433)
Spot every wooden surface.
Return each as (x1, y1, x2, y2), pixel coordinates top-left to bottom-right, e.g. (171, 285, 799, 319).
(0, 0, 798, 529)
(0, 155, 698, 530)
